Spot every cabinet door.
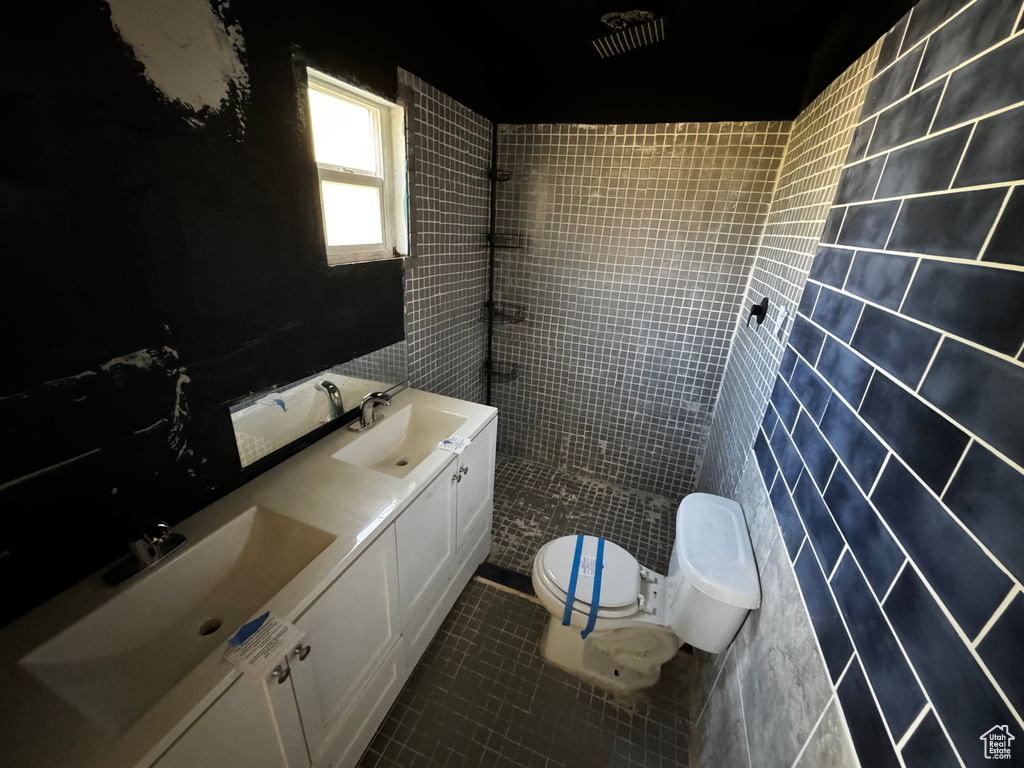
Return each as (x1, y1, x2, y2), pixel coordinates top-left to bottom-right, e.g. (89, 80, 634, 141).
(456, 419, 496, 550)
(153, 672, 306, 768)
(290, 527, 401, 763)
(394, 456, 457, 622)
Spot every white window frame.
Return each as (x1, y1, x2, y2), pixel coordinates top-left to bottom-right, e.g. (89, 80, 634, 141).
(306, 68, 408, 266)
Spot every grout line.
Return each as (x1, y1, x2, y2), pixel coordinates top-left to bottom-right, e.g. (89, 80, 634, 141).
(868, 453, 891, 497)
(871, 153, 891, 200)
(1017, 336, 1024, 360)
(863, 116, 880, 160)
(910, 37, 929, 92)
(896, 704, 932, 752)
(949, 123, 978, 189)
(832, 205, 850, 245)
(972, 586, 1020, 648)
(828, 545, 848, 581)
(695, 642, 731, 726)
(925, 77, 950, 135)
(883, 198, 905, 249)
(896, 258, 922, 314)
(738, 661, 754, 768)
(915, 335, 946, 392)
(794, 536, 808, 565)
(978, 186, 1016, 261)
(835, 653, 856, 687)
(897, 10, 913, 58)
(940, 438, 973, 499)
(788, 696, 836, 768)
(1016, 0, 1024, 35)
(881, 559, 909, 604)
(858, 369, 876, 411)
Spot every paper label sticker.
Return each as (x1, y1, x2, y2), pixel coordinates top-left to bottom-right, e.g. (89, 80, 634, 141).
(224, 612, 305, 680)
(580, 555, 597, 578)
(438, 436, 472, 454)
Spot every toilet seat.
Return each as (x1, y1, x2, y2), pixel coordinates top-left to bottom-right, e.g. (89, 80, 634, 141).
(534, 536, 643, 618)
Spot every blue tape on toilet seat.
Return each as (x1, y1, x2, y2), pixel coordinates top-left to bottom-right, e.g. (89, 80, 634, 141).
(580, 537, 604, 639)
(562, 534, 585, 627)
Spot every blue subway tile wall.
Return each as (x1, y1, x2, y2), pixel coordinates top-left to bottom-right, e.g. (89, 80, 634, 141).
(743, 1, 1024, 764)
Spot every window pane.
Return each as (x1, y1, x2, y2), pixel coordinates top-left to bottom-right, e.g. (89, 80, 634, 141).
(308, 88, 378, 173)
(321, 181, 383, 247)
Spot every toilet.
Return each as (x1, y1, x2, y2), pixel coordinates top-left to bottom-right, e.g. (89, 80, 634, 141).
(531, 492, 760, 692)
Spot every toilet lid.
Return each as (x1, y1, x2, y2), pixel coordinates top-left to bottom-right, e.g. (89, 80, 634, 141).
(539, 535, 641, 609)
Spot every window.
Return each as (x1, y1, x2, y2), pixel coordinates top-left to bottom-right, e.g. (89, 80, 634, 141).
(306, 69, 407, 265)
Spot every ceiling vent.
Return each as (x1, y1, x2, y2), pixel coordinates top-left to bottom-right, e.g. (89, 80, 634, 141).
(592, 10, 666, 58)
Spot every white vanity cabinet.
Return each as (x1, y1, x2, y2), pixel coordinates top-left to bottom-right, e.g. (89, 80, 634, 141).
(152, 659, 307, 768)
(151, 413, 497, 768)
(289, 527, 405, 768)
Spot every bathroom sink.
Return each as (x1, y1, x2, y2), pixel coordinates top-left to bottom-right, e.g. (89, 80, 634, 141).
(332, 402, 467, 478)
(19, 507, 335, 735)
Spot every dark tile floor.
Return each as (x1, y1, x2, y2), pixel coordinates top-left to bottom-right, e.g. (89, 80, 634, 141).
(490, 455, 679, 577)
(358, 457, 692, 768)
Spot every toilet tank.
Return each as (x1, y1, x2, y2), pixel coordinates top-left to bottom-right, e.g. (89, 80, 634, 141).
(664, 493, 761, 653)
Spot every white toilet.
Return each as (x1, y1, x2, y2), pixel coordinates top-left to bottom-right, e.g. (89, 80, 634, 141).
(531, 493, 760, 692)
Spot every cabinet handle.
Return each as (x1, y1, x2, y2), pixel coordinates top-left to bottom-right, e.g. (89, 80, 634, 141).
(293, 643, 311, 661)
(272, 664, 291, 684)
(452, 474, 461, 483)
(460, 466, 469, 476)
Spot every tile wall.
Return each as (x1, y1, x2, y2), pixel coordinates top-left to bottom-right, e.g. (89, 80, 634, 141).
(692, 45, 881, 768)
(492, 122, 790, 498)
(697, 48, 881, 497)
(736, 0, 1024, 764)
(399, 71, 492, 403)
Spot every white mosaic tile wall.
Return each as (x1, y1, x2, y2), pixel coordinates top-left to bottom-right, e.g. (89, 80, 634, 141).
(491, 122, 790, 498)
(696, 45, 881, 498)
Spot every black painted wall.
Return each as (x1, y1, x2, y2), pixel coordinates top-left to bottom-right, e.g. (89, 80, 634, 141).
(0, 3, 406, 624)
(755, 0, 1024, 762)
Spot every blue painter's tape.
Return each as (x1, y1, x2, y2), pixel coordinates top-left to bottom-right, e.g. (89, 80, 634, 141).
(228, 611, 269, 647)
(580, 537, 604, 639)
(562, 534, 585, 627)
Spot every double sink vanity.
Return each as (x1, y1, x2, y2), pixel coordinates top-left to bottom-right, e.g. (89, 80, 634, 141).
(0, 387, 498, 768)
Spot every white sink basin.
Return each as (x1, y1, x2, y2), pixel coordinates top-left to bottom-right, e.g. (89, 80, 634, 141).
(332, 403, 467, 478)
(20, 507, 335, 735)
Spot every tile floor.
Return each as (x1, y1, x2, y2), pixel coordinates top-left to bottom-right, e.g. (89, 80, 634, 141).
(489, 455, 679, 577)
(358, 457, 692, 768)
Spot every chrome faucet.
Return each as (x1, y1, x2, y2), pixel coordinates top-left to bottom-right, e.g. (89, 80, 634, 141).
(318, 380, 345, 420)
(349, 391, 391, 431)
(103, 521, 186, 586)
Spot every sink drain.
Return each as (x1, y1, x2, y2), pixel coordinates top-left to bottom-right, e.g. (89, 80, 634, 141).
(396, 458, 408, 467)
(198, 618, 222, 636)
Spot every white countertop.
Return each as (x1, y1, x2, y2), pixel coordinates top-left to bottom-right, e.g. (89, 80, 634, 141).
(0, 387, 497, 768)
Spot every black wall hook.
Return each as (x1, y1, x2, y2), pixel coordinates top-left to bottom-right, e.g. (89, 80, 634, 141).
(747, 297, 769, 328)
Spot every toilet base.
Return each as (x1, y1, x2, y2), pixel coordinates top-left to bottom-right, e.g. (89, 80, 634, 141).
(539, 617, 679, 694)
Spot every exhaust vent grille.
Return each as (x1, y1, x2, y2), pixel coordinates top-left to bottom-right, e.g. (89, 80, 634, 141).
(592, 17, 666, 58)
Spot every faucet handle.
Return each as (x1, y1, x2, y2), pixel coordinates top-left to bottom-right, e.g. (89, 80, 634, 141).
(138, 521, 172, 545)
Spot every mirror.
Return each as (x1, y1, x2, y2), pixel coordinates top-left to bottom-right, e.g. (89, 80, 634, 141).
(229, 340, 409, 467)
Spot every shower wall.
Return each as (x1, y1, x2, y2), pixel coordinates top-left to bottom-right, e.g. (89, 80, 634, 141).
(492, 122, 789, 498)
(400, 71, 492, 403)
(697, 46, 881, 498)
